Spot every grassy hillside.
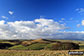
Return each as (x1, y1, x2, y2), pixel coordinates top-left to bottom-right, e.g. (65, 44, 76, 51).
(0, 39, 83, 50)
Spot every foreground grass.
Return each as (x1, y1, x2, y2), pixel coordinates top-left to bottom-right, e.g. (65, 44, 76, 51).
(0, 50, 83, 56)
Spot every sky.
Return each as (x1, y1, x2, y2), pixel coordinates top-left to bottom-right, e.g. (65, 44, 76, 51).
(0, 0, 84, 40)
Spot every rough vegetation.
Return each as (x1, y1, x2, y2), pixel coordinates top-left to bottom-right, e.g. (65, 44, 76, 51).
(0, 50, 83, 56)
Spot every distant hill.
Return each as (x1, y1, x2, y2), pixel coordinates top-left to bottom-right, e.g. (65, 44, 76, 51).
(19, 38, 79, 50)
(32, 38, 61, 43)
(0, 39, 81, 50)
(21, 38, 61, 46)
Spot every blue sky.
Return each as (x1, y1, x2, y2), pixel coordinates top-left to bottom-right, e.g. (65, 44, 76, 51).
(0, 0, 84, 31)
(0, 0, 84, 40)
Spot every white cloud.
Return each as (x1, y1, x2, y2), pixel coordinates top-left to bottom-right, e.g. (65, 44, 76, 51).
(1, 16, 8, 19)
(35, 18, 68, 30)
(82, 20, 84, 26)
(0, 20, 5, 25)
(0, 18, 84, 40)
(8, 11, 14, 15)
(76, 8, 84, 15)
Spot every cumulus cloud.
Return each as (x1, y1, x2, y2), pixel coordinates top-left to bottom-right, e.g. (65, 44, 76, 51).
(82, 20, 84, 26)
(0, 20, 5, 25)
(8, 11, 14, 15)
(0, 18, 84, 40)
(1, 16, 8, 19)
